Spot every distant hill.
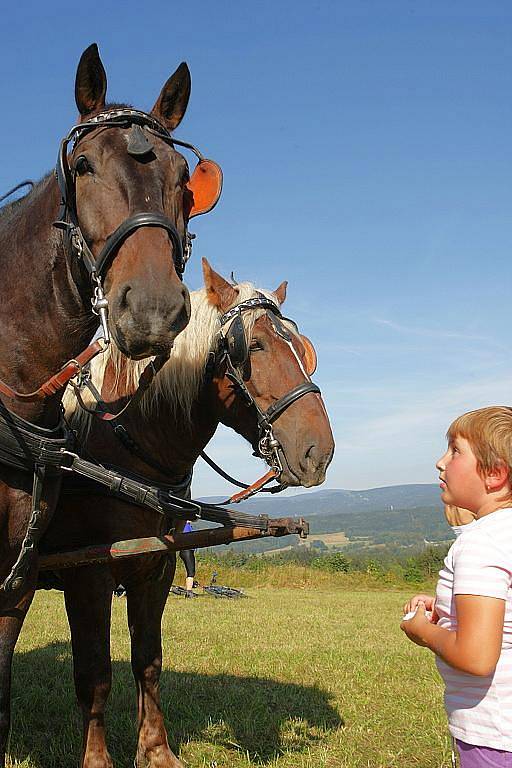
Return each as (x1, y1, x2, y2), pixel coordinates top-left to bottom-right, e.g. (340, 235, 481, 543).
(197, 483, 449, 554)
(200, 483, 442, 519)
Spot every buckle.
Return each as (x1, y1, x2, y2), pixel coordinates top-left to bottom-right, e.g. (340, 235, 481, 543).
(59, 449, 79, 471)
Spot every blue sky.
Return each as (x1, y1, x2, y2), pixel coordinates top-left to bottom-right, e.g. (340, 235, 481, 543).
(1, 2, 511, 496)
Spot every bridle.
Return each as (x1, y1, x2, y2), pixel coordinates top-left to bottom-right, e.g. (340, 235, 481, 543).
(54, 107, 205, 342)
(216, 295, 321, 481)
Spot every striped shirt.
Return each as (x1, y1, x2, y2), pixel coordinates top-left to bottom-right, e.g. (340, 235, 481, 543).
(435, 508, 512, 750)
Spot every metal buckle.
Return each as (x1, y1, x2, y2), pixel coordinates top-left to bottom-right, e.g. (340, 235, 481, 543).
(59, 449, 79, 471)
(184, 231, 195, 266)
(71, 229, 83, 260)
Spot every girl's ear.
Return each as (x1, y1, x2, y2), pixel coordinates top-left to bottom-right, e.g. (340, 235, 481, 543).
(486, 463, 510, 492)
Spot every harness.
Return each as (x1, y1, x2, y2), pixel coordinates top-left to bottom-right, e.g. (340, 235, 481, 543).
(34, 297, 317, 575)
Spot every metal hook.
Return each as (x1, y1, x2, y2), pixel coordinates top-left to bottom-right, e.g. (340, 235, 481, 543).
(91, 273, 110, 344)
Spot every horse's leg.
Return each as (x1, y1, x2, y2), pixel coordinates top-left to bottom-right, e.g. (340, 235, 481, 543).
(63, 566, 115, 768)
(0, 590, 34, 768)
(0, 474, 62, 767)
(126, 556, 183, 768)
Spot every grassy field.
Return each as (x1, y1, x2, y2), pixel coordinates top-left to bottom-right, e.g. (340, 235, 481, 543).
(7, 567, 453, 768)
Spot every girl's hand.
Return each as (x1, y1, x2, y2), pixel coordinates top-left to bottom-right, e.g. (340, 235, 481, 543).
(403, 594, 435, 615)
(400, 602, 432, 646)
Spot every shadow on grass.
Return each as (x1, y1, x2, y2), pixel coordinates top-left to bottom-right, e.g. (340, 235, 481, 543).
(10, 641, 343, 767)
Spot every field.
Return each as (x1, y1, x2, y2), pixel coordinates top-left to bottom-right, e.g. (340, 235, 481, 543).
(8, 567, 453, 768)
(261, 531, 350, 555)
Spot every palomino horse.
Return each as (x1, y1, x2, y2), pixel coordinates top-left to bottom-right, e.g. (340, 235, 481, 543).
(38, 259, 335, 768)
(0, 45, 221, 765)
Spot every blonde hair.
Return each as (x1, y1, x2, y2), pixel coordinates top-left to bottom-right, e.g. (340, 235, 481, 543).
(447, 406, 512, 500)
(63, 280, 283, 437)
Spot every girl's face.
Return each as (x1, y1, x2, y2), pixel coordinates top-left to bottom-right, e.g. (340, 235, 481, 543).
(436, 436, 487, 513)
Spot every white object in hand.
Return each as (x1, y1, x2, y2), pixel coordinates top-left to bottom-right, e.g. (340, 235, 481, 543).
(402, 608, 432, 621)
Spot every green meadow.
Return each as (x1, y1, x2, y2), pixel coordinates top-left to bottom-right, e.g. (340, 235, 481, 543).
(8, 567, 453, 767)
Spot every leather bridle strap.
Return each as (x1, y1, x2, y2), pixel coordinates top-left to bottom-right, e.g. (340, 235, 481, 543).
(0, 339, 105, 402)
(63, 211, 184, 280)
(93, 212, 183, 278)
(263, 382, 321, 425)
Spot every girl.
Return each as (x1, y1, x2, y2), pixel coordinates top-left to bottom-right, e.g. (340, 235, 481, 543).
(401, 406, 512, 767)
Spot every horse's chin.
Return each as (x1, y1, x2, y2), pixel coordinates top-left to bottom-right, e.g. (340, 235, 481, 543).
(109, 327, 175, 360)
(278, 454, 327, 489)
(276, 459, 302, 487)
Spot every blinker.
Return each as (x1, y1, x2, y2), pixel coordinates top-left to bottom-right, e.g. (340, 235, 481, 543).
(226, 315, 248, 367)
(185, 159, 223, 218)
(300, 335, 317, 376)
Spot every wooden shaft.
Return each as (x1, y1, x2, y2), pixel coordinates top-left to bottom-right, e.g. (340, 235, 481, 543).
(39, 526, 266, 571)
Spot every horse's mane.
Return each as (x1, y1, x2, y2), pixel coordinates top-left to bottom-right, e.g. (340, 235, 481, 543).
(0, 174, 51, 227)
(64, 281, 280, 434)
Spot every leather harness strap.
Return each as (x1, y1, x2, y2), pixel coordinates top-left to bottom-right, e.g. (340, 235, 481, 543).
(69, 353, 168, 422)
(0, 340, 105, 403)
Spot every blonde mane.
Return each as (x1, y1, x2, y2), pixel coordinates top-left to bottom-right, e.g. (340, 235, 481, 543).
(63, 282, 280, 431)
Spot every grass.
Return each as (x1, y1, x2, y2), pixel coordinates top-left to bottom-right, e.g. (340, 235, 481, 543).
(7, 567, 452, 767)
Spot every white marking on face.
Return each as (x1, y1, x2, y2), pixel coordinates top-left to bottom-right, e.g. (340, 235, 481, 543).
(285, 338, 310, 379)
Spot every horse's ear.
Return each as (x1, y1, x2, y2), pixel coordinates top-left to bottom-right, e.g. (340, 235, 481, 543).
(274, 281, 288, 305)
(202, 258, 239, 311)
(75, 43, 107, 118)
(151, 62, 191, 130)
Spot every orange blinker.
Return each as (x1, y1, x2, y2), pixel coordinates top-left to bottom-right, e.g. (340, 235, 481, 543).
(185, 159, 223, 218)
(300, 335, 317, 376)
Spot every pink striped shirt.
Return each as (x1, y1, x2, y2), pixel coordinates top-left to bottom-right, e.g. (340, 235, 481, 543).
(435, 508, 512, 750)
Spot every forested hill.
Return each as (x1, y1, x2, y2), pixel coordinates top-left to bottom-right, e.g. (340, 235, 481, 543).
(198, 483, 449, 552)
(200, 483, 442, 521)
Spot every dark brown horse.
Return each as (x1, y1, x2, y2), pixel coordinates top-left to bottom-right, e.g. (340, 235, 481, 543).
(39, 259, 334, 768)
(0, 45, 222, 766)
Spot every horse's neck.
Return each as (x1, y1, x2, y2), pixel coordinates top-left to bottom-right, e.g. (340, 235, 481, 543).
(0, 176, 96, 424)
(86, 375, 220, 484)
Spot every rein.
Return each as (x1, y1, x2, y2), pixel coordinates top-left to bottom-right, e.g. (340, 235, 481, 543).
(0, 339, 105, 402)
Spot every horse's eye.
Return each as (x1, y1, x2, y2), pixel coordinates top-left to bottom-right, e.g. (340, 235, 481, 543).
(74, 155, 93, 176)
(249, 340, 263, 352)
